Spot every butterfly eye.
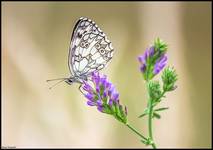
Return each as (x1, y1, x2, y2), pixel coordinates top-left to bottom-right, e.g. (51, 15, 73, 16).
(99, 49, 105, 55)
(95, 43, 101, 49)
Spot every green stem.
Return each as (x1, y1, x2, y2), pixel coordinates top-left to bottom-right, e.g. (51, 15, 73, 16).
(146, 81, 157, 149)
(126, 123, 147, 142)
(148, 99, 157, 149)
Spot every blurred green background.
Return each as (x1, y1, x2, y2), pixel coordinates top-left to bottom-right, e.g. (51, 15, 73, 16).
(2, 2, 211, 148)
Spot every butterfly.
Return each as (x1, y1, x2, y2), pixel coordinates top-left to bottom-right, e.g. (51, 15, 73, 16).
(47, 17, 114, 89)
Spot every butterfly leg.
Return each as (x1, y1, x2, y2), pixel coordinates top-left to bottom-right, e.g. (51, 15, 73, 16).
(78, 84, 85, 95)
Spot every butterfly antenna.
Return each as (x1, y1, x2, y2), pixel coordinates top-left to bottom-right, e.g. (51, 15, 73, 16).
(48, 78, 67, 90)
(46, 78, 67, 82)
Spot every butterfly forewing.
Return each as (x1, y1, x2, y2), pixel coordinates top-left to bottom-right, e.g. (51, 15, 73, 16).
(68, 17, 114, 81)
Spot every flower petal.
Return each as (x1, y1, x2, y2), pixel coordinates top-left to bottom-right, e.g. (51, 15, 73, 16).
(85, 93, 94, 101)
(97, 105, 104, 112)
(87, 101, 96, 106)
(108, 99, 113, 107)
(97, 99, 103, 106)
(149, 46, 155, 56)
(140, 64, 146, 73)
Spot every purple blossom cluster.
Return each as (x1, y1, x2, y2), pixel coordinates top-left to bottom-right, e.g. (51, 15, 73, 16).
(138, 46, 155, 73)
(82, 72, 127, 123)
(138, 45, 167, 79)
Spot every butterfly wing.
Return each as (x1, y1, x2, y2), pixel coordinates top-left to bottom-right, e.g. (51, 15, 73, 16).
(68, 17, 114, 79)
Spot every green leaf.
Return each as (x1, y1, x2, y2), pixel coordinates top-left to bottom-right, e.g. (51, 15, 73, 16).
(102, 96, 108, 104)
(115, 103, 120, 115)
(93, 95, 98, 101)
(103, 105, 113, 114)
(119, 105, 125, 118)
(138, 108, 149, 118)
(153, 112, 161, 119)
(100, 85, 104, 96)
(138, 113, 147, 118)
(154, 107, 169, 112)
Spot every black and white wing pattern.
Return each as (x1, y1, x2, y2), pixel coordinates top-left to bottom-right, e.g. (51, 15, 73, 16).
(68, 17, 114, 79)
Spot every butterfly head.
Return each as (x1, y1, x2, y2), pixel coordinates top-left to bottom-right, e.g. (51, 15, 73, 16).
(65, 76, 86, 85)
(65, 78, 74, 85)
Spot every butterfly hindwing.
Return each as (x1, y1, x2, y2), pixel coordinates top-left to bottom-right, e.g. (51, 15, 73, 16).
(69, 17, 114, 79)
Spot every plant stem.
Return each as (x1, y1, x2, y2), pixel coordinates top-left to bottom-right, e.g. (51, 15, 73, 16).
(126, 123, 147, 142)
(146, 81, 157, 149)
(148, 99, 157, 149)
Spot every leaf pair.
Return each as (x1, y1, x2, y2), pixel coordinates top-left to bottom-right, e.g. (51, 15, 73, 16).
(138, 107, 169, 119)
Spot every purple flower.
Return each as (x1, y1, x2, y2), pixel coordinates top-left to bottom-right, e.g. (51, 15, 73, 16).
(149, 46, 155, 56)
(103, 91, 107, 98)
(97, 99, 103, 106)
(138, 42, 168, 79)
(138, 54, 146, 64)
(140, 65, 146, 73)
(138, 46, 155, 73)
(97, 105, 104, 112)
(96, 86, 100, 93)
(85, 93, 94, 101)
(108, 85, 115, 96)
(81, 71, 128, 123)
(153, 55, 167, 75)
(108, 99, 113, 107)
(82, 81, 93, 93)
(87, 101, 96, 106)
(91, 71, 100, 85)
(111, 91, 119, 103)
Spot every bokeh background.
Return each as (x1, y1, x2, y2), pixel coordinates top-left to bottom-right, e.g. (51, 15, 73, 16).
(2, 2, 212, 148)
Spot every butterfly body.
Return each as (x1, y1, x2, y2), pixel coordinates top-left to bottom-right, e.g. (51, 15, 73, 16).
(47, 17, 114, 88)
(67, 17, 114, 84)
(65, 75, 88, 85)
